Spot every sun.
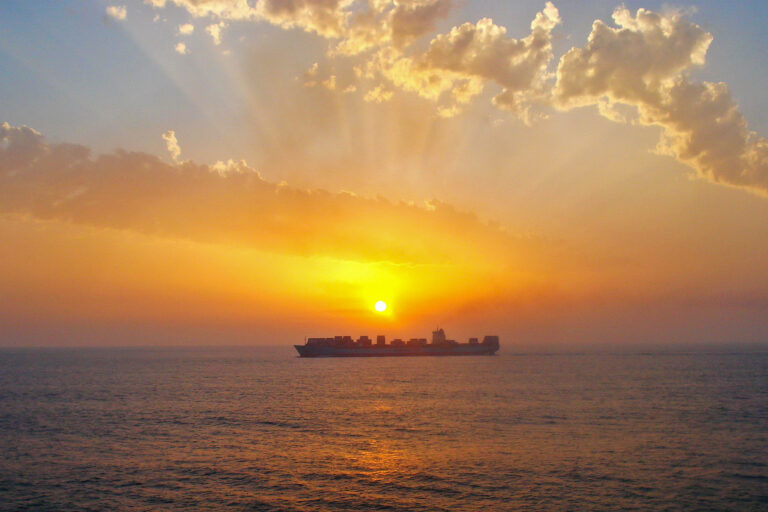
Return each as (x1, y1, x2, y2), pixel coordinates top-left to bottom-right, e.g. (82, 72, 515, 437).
(374, 300, 387, 312)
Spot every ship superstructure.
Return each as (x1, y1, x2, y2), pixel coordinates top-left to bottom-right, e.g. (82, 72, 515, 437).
(294, 328, 499, 357)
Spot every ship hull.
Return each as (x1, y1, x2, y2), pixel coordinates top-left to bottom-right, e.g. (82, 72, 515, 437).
(294, 344, 498, 357)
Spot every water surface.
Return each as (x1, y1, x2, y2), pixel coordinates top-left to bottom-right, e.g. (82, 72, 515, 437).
(1, 348, 766, 510)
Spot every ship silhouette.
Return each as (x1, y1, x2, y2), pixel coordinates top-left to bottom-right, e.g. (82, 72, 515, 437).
(295, 328, 499, 357)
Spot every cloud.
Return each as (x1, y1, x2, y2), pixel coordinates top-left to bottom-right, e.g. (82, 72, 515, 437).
(302, 63, 353, 91)
(0, 123, 525, 266)
(322, 75, 337, 90)
(331, 0, 455, 55)
(0, 122, 45, 172)
(389, 0, 453, 48)
(206, 21, 227, 45)
(162, 130, 182, 161)
(143, 0, 255, 19)
(145, 0, 345, 36)
(553, 7, 712, 108)
(363, 84, 393, 103)
(174, 42, 189, 54)
(210, 158, 254, 176)
(145, 1, 456, 56)
(178, 23, 194, 35)
(106, 5, 127, 20)
(256, 0, 350, 38)
(124, 3, 768, 196)
(302, 62, 320, 87)
(374, 2, 560, 121)
(553, 7, 768, 196)
(145, 1, 550, 116)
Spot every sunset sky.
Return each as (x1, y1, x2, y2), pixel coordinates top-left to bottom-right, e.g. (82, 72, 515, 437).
(1, 0, 767, 348)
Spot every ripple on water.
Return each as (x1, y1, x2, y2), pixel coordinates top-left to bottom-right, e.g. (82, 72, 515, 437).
(0, 348, 767, 511)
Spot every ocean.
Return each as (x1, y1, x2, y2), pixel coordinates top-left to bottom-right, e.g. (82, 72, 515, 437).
(1, 347, 766, 511)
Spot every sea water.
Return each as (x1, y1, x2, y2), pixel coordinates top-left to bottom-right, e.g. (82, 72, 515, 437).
(1, 347, 766, 511)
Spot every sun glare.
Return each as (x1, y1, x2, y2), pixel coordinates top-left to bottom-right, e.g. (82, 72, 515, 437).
(374, 300, 387, 312)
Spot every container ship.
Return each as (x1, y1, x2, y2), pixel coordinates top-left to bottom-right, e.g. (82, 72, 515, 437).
(295, 328, 499, 357)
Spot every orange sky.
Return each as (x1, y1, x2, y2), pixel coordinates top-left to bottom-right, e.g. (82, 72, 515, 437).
(1, 1, 768, 347)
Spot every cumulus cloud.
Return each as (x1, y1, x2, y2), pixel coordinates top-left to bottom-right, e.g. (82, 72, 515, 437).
(0, 123, 522, 265)
(144, 1, 455, 56)
(375, 2, 560, 120)
(305, 61, 318, 77)
(178, 23, 194, 35)
(106, 5, 127, 20)
(175, 42, 189, 54)
(144, 1, 536, 115)
(331, 0, 454, 55)
(302, 62, 355, 91)
(0, 122, 45, 172)
(210, 158, 254, 176)
(554, 7, 712, 108)
(389, 0, 453, 48)
(255, 0, 350, 38)
(322, 75, 337, 90)
(363, 84, 393, 103)
(553, 6, 768, 196)
(143, 0, 255, 19)
(145, 0, 346, 36)
(206, 21, 227, 45)
(127, 3, 768, 195)
(162, 130, 182, 161)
